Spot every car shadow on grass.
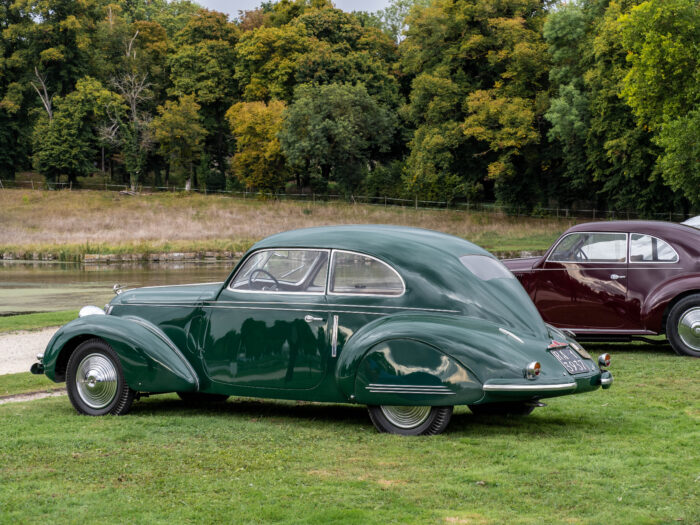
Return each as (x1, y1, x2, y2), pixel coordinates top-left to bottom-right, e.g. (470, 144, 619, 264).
(128, 395, 604, 437)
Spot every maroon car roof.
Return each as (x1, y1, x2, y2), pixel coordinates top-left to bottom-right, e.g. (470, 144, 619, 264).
(566, 221, 700, 256)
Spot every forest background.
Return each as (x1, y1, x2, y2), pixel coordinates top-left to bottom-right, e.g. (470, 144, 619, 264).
(0, 0, 698, 215)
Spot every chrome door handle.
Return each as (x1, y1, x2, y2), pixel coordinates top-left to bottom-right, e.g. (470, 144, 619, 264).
(610, 274, 626, 280)
(304, 315, 324, 323)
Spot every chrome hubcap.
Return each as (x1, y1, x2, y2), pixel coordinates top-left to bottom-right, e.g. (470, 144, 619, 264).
(380, 405, 431, 429)
(678, 307, 700, 352)
(76, 353, 118, 409)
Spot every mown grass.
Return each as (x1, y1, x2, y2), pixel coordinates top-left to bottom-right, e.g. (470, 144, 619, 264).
(0, 310, 78, 333)
(0, 347, 697, 524)
(0, 189, 574, 258)
(0, 372, 58, 396)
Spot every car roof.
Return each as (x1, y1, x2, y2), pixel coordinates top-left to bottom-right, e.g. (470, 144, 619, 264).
(251, 225, 491, 262)
(565, 220, 700, 254)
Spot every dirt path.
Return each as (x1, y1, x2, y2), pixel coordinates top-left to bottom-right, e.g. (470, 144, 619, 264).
(0, 327, 58, 375)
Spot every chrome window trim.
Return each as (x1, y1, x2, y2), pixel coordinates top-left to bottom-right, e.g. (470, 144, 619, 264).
(546, 232, 629, 264)
(327, 249, 406, 297)
(228, 248, 330, 295)
(628, 233, 680, 264)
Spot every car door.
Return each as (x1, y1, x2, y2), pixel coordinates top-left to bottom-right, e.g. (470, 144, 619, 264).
(535, 232, 629, 329)
(325, 250, 406, 361)
(627, 233, 683, 330)
(202, 249, 330, 390)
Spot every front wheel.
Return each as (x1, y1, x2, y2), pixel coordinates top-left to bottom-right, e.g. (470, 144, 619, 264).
(666, 295, 700, 357)
(468, 402, 536, 416)
(367, 405, 452, 435)
(66, 338, 135, 416)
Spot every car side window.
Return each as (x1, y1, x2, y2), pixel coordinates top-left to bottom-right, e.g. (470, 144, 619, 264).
(230, 249, 328, 293)
(630, 234, 678, 262)
(330, 251, 404, 296)
(549, 233, 627, 263)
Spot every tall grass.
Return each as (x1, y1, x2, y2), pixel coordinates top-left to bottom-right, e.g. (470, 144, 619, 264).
(0, 189, 575, 254)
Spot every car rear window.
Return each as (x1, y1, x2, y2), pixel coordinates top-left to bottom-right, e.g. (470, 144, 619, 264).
(330, 251, 404, 295)
(630, 234, 678, 262)
(459, 255, 515, 280)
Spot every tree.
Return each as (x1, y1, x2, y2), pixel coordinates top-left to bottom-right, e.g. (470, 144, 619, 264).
(32, 76, 124, 183)
(279, 83, 396, 192)
(150, 94, 206, 189)
(400, 0, 550, 206)
(169, 9, 239, 190)
(618, 0, 700, 206)
(226, 100, 288, 191)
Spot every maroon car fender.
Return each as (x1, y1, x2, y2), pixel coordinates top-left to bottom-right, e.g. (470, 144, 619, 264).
(641, 274, 700, 332)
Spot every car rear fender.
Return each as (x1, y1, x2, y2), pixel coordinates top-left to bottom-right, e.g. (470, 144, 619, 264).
(334, 313, 524, 404)
(43, 315, 199, 393)
(641, 274, 700, 331)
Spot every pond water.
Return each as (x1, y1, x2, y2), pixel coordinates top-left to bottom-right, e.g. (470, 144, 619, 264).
(0, 261, 238, 315)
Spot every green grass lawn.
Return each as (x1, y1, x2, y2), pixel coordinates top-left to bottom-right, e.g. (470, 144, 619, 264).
(0, 346, 697, 524)
(0, 310, 78, 333)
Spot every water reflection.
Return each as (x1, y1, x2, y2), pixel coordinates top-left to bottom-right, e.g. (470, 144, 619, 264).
(0, 260, 237, 314)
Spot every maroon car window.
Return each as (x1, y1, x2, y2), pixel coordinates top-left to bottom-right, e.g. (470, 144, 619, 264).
(459, 255, 514, 280)
(549, 233, 627, 263)
(630, 234, 678, 262)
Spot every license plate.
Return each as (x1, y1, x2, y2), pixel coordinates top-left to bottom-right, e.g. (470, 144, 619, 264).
(551, 348, 589, 375)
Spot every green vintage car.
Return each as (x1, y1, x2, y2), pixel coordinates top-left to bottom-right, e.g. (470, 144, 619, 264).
(31, 225, 612, 435)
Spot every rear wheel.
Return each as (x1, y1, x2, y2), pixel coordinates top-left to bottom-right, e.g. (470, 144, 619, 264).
(367, 405, 452, 435)
(66, 338, 135, 416)
(468, 402, 536, 416)
(177, 392, 230, 404)
(666, 295, 700, 357)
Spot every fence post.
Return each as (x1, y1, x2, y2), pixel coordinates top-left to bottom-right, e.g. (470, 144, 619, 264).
(415, 195, 418, 210)
(31, 180, 34, 190)
(593, 208, 596, 220)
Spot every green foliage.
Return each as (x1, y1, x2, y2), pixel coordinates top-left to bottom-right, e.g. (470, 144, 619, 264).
(226, 100, 288, 191)
(151, 94, 206, 186)
(0, 0, 698, 213)
(32, 77, 124, 183)
(618, 0, 700, 207)
(280, 83, 396, 192)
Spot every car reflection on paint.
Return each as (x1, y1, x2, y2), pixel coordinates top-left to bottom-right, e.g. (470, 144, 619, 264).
(32, 226, 612, 435)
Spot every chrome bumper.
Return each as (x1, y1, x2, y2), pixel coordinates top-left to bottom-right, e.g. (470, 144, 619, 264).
(483, 381, 577, 393)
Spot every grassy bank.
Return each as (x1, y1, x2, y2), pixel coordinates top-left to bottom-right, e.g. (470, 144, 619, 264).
(0, 310, 78, 333)
(0, 347, 697, 524)
(0, 189, 575, 258)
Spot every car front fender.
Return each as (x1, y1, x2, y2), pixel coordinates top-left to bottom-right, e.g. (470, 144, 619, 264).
(42, 315, 199, 393)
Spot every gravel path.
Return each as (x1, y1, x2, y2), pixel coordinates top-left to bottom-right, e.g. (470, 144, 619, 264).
(0, 327, 58, 375)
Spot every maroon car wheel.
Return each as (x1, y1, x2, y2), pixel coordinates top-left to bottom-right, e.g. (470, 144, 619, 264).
(666, 295, 700, 358)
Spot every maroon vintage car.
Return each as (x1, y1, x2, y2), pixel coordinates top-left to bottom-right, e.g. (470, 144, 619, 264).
(503, 221, 700, 357)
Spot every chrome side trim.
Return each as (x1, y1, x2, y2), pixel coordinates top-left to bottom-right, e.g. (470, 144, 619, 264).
(499, 327, 524, 344)
(210, 300, 459, 314)
(124, 317, 199, 391)
(331, 315, 339, 358)
(483, 382, 576, 392)
(120, 304, 387, 317)
(366, 384, 455, 395)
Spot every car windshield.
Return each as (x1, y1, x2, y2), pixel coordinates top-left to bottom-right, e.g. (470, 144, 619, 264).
(459, 255, 515, 281)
